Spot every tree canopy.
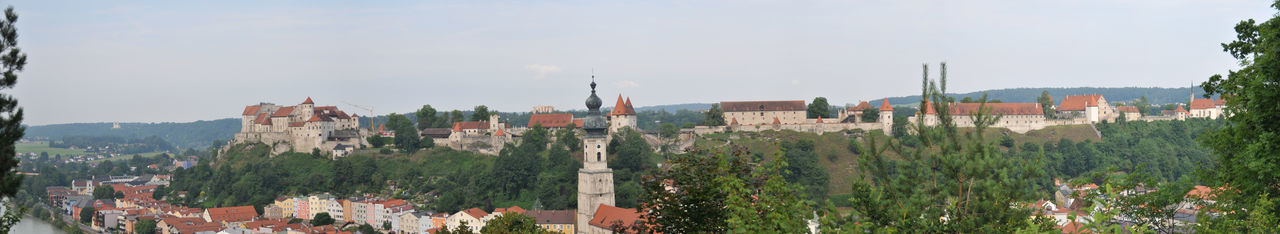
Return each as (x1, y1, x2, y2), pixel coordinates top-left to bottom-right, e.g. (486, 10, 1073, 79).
(807, 97, 831, 118)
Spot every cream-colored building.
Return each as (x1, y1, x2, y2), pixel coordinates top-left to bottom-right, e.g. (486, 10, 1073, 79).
(721, 100, 807, 126)
(233, 97, 365, 156)
(1117, 106, 1142, 120)
(1189, 98, 1226, 119)
(446, 208, 487, 233)
(608, 95, 638, 133)
(1058, 95, 1116, 123)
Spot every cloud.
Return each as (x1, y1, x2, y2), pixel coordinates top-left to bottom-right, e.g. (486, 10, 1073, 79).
(615, 80, 639, 89)
(524, 64, 562, 80)
(791, 80, 801, 85)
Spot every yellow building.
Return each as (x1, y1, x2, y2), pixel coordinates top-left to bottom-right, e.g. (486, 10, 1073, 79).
(273, 197, 295, 219)
(525, 210, 575, 234)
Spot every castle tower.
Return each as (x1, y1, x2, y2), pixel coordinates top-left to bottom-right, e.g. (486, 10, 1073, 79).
(879, 99, 894, 136)
(578, 77, 615, 233)
(300, 97, 316, 122)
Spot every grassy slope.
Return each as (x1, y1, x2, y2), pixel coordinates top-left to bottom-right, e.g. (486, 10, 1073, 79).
(693, 125, 1100, 197)
(16, 141, 87, 155)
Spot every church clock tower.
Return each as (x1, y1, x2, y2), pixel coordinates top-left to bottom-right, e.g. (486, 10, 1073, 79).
(577, 76, 615, 233)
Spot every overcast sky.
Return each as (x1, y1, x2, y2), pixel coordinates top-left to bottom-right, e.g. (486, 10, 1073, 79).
(9, 0, 1275, 125)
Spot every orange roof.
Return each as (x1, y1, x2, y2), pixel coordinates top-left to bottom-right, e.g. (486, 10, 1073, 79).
(302, 97, 314, 104)
(610, 95, 637, 116)
(1175, 105, 1189, 114)
(730, 118, 738, 125)
(848, 101, 873, 112)
(463, 208, 488, 219)
(772, 117, 781, 124)
(1059, 95, 1103, 111)
(255, 113, 271, 125)
(307, 115, 322, 122)
(1190, 98, 1216, 110)
(816, 116, 823, 123)
(452, 121, 490, 131)
(625, 98, 635, 114)
(528, 113, 575, 128)
(924, 100, 937, 115)
(1215, 97, 1227, 106)
(1187, 185, 1219, 200)
(1117, 106, 1139, 113)
(243, 106, 262, 116)
(589, 204, 643, 229)
(948, 103, 1043, 116)
(879, 99, 893, 111)
(573, 119, 583, 127)
(205, 206, 258, 223)
(720, 100, 806, 112)
(289, 122, 305, 127)
(494, 206, 526, 215)
(495, 129, 506, 136)
(272, 106, 295, 117)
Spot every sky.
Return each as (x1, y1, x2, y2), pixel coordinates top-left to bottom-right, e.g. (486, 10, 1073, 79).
(8, 0, 1276, 125)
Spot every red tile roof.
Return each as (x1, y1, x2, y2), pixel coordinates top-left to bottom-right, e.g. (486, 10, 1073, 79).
(272, 106, 296, 117)
(525, 210, 574, 224)
(816, 116, 823, 123)
(528, 113, 576, 128)
(923, 100, 937, 115)
(880, 99, 893, 111)
(307, 114, 323, 122)
(289, 122, 305, 127)
(302, 97, 314, 104)
(730, 118, 738, 125)
(948, 103, 1043, 116)
(573, 119, 583, 127)
(1215, 97, 1227, 106)
(495, 129, 506, 136)
(493, 206, 526, 215)
(1117, 106, 1139, 113)
(206, 206, 258, 223)
(1190, 98, 1216, 110)
(589, 204, 643, 229)
(1058, 95, 1104, 111)
(772, 117, 781, 124)
(452, 121, 490, 131)
(611, 95, 637, 116)
(255, 113, 272, 125)
(720, 100, 805, 112)
(463, 208, 488, 219)
(243, 106, 262, 116)
(848, 101, 873, 112)
(1175, 105, 1189, 114)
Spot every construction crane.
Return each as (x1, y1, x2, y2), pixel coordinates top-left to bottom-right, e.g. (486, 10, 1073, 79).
(343, 101, 377, 133)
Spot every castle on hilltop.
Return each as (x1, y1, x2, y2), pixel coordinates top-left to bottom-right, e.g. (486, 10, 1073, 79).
(232, 97, 366, 156)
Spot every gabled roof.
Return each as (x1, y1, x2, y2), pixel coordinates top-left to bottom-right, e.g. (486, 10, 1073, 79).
(495, 129, 506, 136)
(526, 210, 574, 224)
(1058, 95, 1104, 111)
(493, 206, 525, 215)
(948, 103, 1042, 116)
(720, 100, 806, 112)
(848, 101, 873, 112)
(272, 106, 295, 117)
(1190, 98, 1216, 110)
(462, 208, 488, 219)
(243, 106, 262, 116)
(1117, 106, 1140, 113)
(302, 97, 314, 104)
(589, 204, 643, 229)
(730, 118, 738, 125)
(816, 116, 823, 123)
(880, 99, 893, 111)
(289, 122, 305, 127)
(922, 100, 937, 115)
(1175, 105, 1189, 114)
(255, 113, 272, 125)
(452, 121, 490, 132)
(1215, 97, 1227, 106)
(772, 117, 781, 124)
(206, 206, 258, 223)
(528, 113, 575, 128)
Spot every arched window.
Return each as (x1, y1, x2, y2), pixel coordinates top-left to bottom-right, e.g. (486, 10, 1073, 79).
(597, 152, 601, 161)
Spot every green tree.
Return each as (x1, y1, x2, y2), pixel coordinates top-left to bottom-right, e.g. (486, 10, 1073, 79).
(134, 219, 157, 234)
(416, 104, 440, 130)
(152, 185, 166, 200)
(479, 213, 553, 234)
(356, 224, 377, 234)
(386, 113, 421, 154)
(382, 220, 392, 230)
(471, 105, 491, 121)
(639, 144, 811, 233)
(835, 63, 1045, 232)
(1037, 90, 1056, 118)
(1199, 1, 1280, 230)
(807, 97, 831, 118)
(310, 212, 335, 226)
(367, 135, 386, 148)
(703, 104, 726, 126)
(92, 185, 116, 199)
(0, 5, 26, 205)
(554, 124, 580, 152)
(780, 140, 829, 202)
(79, 206, 95, 223)
(450, 110, 465, 123)
(860, 108, 879, 123)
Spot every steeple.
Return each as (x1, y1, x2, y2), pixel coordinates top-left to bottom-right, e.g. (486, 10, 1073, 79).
(582, 76, 608, 137)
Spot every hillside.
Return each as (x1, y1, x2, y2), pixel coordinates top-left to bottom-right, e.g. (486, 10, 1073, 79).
(25, 118, 239, 150)
(882, 87, 1211, 106)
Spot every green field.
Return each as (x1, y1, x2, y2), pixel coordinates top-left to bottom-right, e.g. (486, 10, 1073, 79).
(16, 141, 86, 155)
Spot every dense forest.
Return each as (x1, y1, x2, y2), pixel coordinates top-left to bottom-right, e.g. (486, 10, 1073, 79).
(26, 119, 238, 150)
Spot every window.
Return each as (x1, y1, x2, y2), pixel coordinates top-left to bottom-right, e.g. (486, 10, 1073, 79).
(597, 152, 601, 161)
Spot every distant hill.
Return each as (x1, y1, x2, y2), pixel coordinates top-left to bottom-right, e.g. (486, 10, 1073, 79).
(880, 87, 1211, 106)
(25, 118, 239, 150)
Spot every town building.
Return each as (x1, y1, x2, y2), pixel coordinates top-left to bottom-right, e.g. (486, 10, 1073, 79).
(1189, 98, 1226, 119)
(609, 95, 638, 133)
(1058, 95, 1116, 123)
(721, 100, 807, 126)
(1117, 106, 1142, 120)
(232, 97, 366, 155)
(526, 209, 576, 234)
(578, 78, 618, 234)
(533, 105, 556, 114)
(446, 207, 488, 233)
(203, 206, 258, 224)
(529, 113, 583, 130)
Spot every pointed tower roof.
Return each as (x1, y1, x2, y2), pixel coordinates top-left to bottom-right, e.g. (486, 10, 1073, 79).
(1175, 105, 1189, 114)
(816, 116, 824, 123)
(495, 128, 506, 136)
(772, 117, 781, 124)
(302, 97, 314, 104)
(731, 118, 738, 125)
(611, 95, 633, 116)
(624, 97, 636, 115)
(879, 99, 894, 111)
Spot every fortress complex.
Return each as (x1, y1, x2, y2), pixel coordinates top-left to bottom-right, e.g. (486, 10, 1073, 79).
(233, 97, 365, 156)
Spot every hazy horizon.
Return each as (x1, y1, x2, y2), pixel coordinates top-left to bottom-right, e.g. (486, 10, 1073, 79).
(9, 0, 1273, 125)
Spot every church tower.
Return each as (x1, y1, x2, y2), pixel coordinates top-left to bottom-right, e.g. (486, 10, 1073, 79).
(578, 76, 615, 233)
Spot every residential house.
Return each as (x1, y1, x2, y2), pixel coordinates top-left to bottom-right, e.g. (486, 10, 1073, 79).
(526, 209, 576, 234)
(203, 206, 258, 224)
(587, 204, 644, 234)
(446, 208, 488, 233)
(1058, 95, 1115, 123)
